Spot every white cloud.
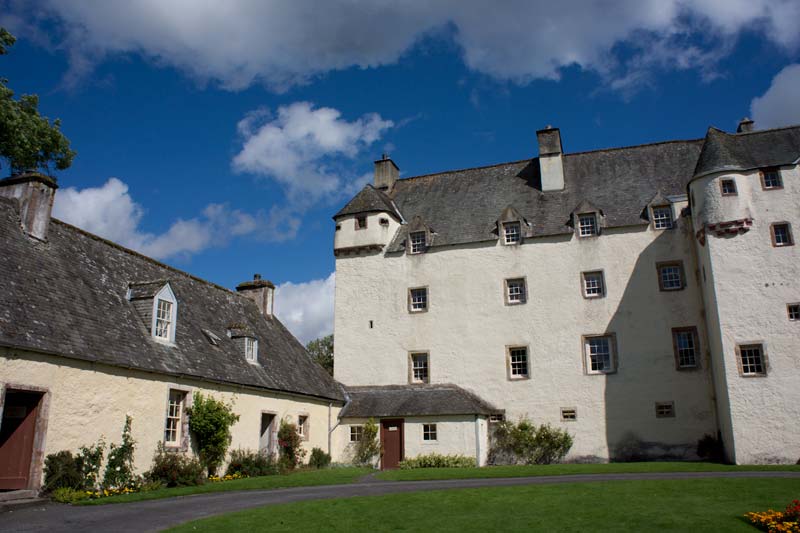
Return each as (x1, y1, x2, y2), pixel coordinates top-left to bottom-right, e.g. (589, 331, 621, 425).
(7, 1, 799, 92)
(274, 272, 335, 345)
(751, 64, 800, 129)
(53, 178, 298, 260)
(232, 102, 391, 206)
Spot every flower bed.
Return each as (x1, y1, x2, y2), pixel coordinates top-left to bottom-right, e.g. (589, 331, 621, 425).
(746, 500, 800, 532)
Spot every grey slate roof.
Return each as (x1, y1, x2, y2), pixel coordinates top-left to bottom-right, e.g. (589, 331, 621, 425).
(334, 184, 400, 220)
(340, 384, 501, 418)
(0, 197, 343, 402)
(694, 126, 800, 176)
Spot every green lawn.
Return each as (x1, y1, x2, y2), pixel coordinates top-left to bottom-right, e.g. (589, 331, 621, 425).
(167, 478, 800, 532)
(376, 461, 800, 481)
(77, 467, 371, 505)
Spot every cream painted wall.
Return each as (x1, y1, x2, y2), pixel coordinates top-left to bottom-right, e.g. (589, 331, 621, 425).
(335, 205, 717, 461)
(1, 348, 342, 485)
(691, 164, 800, 464)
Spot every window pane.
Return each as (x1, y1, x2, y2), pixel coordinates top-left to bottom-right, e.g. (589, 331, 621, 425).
(503, 222, 521, 244)
(410, 232, 426, 253)
(410, 288, 428, 311)
(763, 171, 782, 188)
(773, 224, 792, 246)
(578, 214, 597, 237)
(509, 347, 529, 376)
(587, 337, 612, 372)
(507, 279, 526, 303)
(740, 345, 765, 375)
(412, 353, 429, 383)
(583, 272, 603, 296)
(652, 206, 673, 229)
(155, 299, 172, 339)
(721, 179, 737, 195)
(660, 265, 683, 290)
(164, 390, 184, 444)
(674, 330, 697, 367)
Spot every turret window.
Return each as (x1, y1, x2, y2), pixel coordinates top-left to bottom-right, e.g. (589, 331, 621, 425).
(720, 179, 737, 196)
(355, 216, 367, 230)
(578, 213, 598, 237)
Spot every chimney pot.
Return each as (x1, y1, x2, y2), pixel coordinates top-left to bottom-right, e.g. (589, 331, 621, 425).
(736, 117, 754, 133)
(236, 274, 275, 318)
(374, 155, 399, 190)
(0, 172, 58, 240)
(253, 273, 261, 281)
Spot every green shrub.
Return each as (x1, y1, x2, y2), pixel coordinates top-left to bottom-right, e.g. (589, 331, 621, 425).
(43, 451, 82, 492)
(226, 449, 278, 477)
(75, 439, 105, 490)
(51, 487, 89, 504)
(186, 393, 240, 476)
(352, 418, 380, 466)
(277, 419, 306, 471)
(399, 453, 477, 469)
(103, 415, 140, 489)
(309, 448, 332, 469)
(489, 418, 573, 465)
(145, 442, 205, 487)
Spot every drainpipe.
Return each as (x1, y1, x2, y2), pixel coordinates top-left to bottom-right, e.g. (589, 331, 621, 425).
(328, 384, 351, 458)
(474, 415, 481, 467)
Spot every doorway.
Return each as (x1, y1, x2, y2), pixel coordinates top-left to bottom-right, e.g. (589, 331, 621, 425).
(259, 413, 276, 455)
(380, 419, 404, 470)
(0, 390, 45, 490)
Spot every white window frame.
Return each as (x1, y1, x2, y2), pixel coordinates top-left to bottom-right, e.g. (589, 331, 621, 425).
(503, 222, 521, 245)
(788, 303, 800, 321)
(410, 352, 430, 384)
(736, 343, 767, 377)
(349, 425, 364, 442)
(409, 287, 428, 313)
(244, 337, 259, 363)
(164, 389, 186, 447)
(672, 327, 699, 369)
(583, 334, 617, 374)
(507, 346, 530, 379)
(151, 284, 178, 344)
(409, 231, 427, 254)
(657, 262, 685, 291)
(651, 205, 673, 230)
(422, 423, 438, 442)
(505, 278, 527, 305)
(582, 271, 605, 298)
(578, 213, 598, 237)
(297, 415, 309, 439)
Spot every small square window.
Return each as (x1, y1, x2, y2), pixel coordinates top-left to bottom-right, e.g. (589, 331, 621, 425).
(737, 344, 766, 376)
(657, 262, 685, 291)
(503, 222, 521, 245)
(561, 408, 577, 421)
(655, 401, 675, 418)
(578, 213, 598, 237)
(651, 206, 673, 230)
(761, 169, 783, 190)
(582, 271, 605, 298)
(409, 231, 427, 254)
(584, 335, 616, 374)
(410, 352, 429, 383)
(423, 423, 437, 441)
(788, 304, 800, 321)
(409, 287, 428, 312)
(488, 414, 505, 423)
(672, 327, 699, 369)
(720, 179, 738, 196)
(771, 223, 794, 247)
(379, 217, 389, 226)
(350, 425, 364, 442)
(506, 278, 527, 305)
(508, 346, 529, 379)
(355, 216, 367, 230)
(297, 415, 308, 438)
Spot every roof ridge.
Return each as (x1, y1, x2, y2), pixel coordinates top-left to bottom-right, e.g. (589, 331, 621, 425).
(732, 123, 800, 137)
(51, 218, 239, 297)
(565, 138, 704, 157)
(396, 158, 532, 183)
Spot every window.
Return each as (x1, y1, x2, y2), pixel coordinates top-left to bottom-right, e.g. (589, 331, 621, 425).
(409, 287, 428, 312)
(297, 415, 308, 438)
(584, 335, 616, 374)
(761, 168, 783, 190)
(672, 327, 699, 369)
(788, 304, 800, 321)
(655, 401, 675, 418)
(737, 344, 766, 376)
(561, 408, 577, 421)
(505, 278, 527, 305)
(488, 414, 505, 423)
(771, 223, 794, 247)
(244, 337, 258, 363)
(578, 213, 598, 237)
(164, 389, 186, 446)
(409, 231, 427, 254)
(423, 424, 437, 441)
(349, 425, 364, 442)
(657, 261, 685, 291)
(651, 206, 673, 230)
(379, 217, 389, 226)
(720, 179, 738, 196)
(582, 271, 605, 298)
(355, 216, 367, 230)
(507, 346, 529, 379)
(335, 224, 341, 231)
(503, 222, 521, 245)
(154, 299, 173, 340)
(410, 352, 429, 383)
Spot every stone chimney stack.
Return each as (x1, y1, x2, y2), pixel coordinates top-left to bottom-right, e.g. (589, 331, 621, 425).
(0, 172, 58, 241)
(536, 126, 565, 191)
(374, 154, 399, 190)
(736, 117, 754, 133)
(236, 273, 275, 318)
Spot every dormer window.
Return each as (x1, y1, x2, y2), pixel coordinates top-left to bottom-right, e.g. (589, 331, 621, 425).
(651, 206, 673, 230)
(578, 213, 598, 237)
(244, 337, 258, 363)
(155, 299, 173, 340)
(127, 280, 178, 345)
(409, 231, 427, 254)
(503, 222, 521, 245)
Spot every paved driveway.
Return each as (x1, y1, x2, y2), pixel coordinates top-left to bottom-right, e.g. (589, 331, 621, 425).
(2, 471, 798, 532)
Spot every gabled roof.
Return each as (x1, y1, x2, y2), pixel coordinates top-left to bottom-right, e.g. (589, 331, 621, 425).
(694, 125, 800, 177)
(333, 184, 401, 220)
(0, 197, 344, 402)
(340, 384, 501, 418)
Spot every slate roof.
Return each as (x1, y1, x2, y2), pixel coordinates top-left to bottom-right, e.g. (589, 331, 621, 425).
(694, 125, 800, 177)
(0, 197, 344, 402)
(333, 184, 401, 220)
(340, 384, 501, 418)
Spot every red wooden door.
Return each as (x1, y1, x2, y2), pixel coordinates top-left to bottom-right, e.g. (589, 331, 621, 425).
(380, 419, 404, 470)
(0, 391, 43, 489)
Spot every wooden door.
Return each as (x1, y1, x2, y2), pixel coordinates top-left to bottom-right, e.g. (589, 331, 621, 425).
(380, 419, 404, 470)
(0, 391, 43, 489)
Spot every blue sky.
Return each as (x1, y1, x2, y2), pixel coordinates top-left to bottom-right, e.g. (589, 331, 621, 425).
(2, 1, 799, 342)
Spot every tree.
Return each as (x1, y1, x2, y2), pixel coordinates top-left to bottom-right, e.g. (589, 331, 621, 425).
(0, 28, 76, 176)
(306, 334, 333, 375)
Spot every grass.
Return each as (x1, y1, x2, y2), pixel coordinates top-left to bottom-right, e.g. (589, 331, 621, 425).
(77, 467, 371, 505)
(376, 461, 800, 481)
(167, 478, 800, 532)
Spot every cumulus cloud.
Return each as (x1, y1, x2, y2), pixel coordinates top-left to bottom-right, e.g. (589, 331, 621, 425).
(751, 64, 800, 129)
(53, 178, 298, 260)
(232, 102, 391, 207)
(274, 272, 335, 344)
(6, 1, 799, 92)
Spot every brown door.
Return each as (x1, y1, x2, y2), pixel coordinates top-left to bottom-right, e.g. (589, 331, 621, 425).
(380, 419, 404, 470)
(0, 391, 43, 489)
